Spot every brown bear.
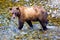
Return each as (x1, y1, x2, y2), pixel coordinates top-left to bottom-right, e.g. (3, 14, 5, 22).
(9, 6, 48, 31)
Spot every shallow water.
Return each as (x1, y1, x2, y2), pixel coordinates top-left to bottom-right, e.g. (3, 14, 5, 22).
(0, 0, 60, 40)
(0, 23, 60, 40)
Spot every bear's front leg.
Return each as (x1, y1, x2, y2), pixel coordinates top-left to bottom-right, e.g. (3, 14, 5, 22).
(18, 20, 24, 30)
(26, 20, 33, 29)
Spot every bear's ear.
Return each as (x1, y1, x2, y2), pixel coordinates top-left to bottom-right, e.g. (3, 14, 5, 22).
(9, 7, 12, 10)
(16, 7, 19, 10)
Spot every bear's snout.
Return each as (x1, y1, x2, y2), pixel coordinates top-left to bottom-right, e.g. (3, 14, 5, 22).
(12, 14, 16, 19)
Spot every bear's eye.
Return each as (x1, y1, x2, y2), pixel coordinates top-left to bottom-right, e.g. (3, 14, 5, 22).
(9, 8, 12, 10)
(16, 7, 19, 10)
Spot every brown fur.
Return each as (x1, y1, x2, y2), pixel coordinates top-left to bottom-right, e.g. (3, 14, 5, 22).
(9, 6, 48, 31)
(18, 6, 47, 21)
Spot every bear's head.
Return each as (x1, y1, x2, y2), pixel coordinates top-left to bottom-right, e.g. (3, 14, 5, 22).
(9, 7, 21, 19)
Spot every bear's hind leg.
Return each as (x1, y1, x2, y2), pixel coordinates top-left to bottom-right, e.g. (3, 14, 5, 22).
(26, 20, 33, 29)
(39, 20, 48, 31)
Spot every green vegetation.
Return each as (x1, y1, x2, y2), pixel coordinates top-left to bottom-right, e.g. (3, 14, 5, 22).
(0, 0, 60, 40)
(0, 0, 60, 26)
